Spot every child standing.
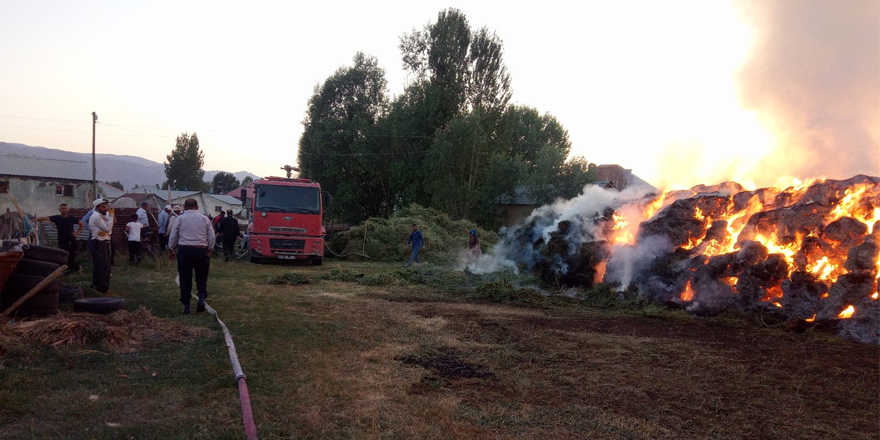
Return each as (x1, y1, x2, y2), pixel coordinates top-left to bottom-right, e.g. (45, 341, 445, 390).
(125, 213, 143, 265)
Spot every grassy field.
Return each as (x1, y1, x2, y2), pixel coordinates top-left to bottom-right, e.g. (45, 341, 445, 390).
(1, 256, 878, 439)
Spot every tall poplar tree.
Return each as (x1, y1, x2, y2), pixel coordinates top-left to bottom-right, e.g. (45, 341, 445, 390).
(164, 132, 208, 191)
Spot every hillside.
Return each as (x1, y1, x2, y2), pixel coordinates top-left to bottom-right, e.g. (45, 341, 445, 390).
(0, 142, 259, 191)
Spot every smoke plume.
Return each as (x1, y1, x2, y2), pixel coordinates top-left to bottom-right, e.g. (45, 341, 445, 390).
(735, 0, 880, 180)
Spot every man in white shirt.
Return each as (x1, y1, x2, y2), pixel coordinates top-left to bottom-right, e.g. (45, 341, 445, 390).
(136, 201, 150, 241)
(88, 198, 114, 293)
(168, 198, 215, 314)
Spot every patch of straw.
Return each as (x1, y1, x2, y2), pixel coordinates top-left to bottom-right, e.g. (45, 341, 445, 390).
(9, 307, 211, 353)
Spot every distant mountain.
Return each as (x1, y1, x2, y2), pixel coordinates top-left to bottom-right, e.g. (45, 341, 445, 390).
(0, 142, 260, 191)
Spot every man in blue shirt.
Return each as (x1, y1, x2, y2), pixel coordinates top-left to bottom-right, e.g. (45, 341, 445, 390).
(405, 224, 426, 267)
(157, 205, 171, 250)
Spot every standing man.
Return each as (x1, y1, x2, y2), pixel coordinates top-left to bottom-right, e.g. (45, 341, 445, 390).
(168, 198, 215, 315)
(35, 203, 85, 273)
(218, 209, 241, 261)
(136, 201, 150, 241)
(157, 205, 171, 250)
(88, 198, 114, 294)
(405, 223, 426, 267)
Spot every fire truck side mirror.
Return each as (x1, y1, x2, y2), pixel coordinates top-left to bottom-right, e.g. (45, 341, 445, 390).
(322, 192, 332, 208)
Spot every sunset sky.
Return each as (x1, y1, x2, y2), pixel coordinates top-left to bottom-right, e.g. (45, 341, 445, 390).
(1, 0, 877, 189)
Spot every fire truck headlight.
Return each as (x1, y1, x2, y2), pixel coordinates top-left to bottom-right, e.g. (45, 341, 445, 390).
(261, 212, 267, 217)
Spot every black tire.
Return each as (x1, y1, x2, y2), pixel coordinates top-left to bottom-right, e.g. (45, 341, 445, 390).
(249, 251, 262, 264)
(0, 290, 59, 315)
(312, 257, 323, 266)
(22, 244, 68, 266)
(59, 285, 84, 303)
(2, 273, 61, 298)
(73, 297, 125, 314)
(13, 258, 61, 277)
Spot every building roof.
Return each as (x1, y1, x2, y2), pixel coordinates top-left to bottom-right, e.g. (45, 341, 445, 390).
(128, 185, 200, 200)
(225, 184, 254, 200)
(0, 154, 92, 181)
(98, 182, 125, 198)
(205, 193, 244, 205)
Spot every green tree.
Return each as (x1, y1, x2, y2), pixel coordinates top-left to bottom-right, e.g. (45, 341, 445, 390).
(164, 133, 208, 191)
(211, 172, 240, 194)
(298, 52, 390, 223)
(106, 181, 124, 191)
(241, 176, 254, 186)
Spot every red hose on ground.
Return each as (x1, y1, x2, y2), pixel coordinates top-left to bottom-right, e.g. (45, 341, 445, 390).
(238, 378, 258, 440)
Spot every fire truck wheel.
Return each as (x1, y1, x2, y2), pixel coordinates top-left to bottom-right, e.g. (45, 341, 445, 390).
(249, 252, 263, 264)
(311, 257, 323, 266)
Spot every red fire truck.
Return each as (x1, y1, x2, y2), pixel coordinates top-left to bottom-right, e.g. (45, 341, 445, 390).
(247, 176, 328, 265)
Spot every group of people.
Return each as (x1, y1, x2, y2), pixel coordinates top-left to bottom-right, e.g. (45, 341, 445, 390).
(39, 197, 242, 315)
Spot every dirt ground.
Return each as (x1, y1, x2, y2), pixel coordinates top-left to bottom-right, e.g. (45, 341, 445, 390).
(262, 278, 880, 440)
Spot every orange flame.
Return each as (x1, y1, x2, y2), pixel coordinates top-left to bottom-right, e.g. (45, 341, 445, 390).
(681, 280, 695, 301)
(872, 292, 878, 300)
(837, 305, 855, 319)
(805, 314, 816, 322)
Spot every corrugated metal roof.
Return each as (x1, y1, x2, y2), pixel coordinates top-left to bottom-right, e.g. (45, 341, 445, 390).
(0, 154, 92, 181)
(205, 194, 244, 205)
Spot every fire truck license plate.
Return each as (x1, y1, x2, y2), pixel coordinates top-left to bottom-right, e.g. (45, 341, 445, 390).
(278, 255, 297, 260)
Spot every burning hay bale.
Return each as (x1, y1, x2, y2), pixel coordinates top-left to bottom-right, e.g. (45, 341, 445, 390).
(5, 307, 211, 353)
(471, 175, 880, 343)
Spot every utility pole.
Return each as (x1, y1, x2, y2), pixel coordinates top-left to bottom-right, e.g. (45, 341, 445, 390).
(91, 112, 98, 201)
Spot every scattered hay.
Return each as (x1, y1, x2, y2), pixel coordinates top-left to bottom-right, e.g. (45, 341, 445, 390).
(357, 273, 401, 287)
(267, 272, 312, 286)
(328, 204, 498, 263)
(321, 268, 365, 283)
(7, 307, 211, 353)
(471, 274, 545, 304)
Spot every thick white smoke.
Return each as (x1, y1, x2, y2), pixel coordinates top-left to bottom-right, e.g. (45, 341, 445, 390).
(464, 184, 655, 276)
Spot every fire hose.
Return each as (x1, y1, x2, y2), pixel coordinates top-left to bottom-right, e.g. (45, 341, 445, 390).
(205, 303, 258, 440)
(176, 274, 257, 439)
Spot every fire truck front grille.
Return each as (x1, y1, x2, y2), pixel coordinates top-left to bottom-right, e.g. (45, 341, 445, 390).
(269, 239, 305, 250)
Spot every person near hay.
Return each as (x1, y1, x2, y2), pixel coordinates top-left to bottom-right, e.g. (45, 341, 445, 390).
(468, 229, 480, 258)
(125, 213, 144, 265)
(406, 223, 426, 267)
(35, 203, 85, 273)
(88, 198, 114, 294)
(168, 198, 215, 315)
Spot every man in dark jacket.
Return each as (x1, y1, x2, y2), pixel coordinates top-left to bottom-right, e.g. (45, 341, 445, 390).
(218, 209, 241, 261)
(35, 203, 85, 273)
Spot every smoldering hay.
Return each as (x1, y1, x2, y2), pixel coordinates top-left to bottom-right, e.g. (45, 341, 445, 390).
(467, 175, 880, 343)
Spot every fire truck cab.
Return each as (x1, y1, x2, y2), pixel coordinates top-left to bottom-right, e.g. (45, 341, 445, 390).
(247, 176, 327, 265)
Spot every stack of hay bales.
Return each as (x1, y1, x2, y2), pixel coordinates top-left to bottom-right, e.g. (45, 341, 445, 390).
(327, 204, 497, 263)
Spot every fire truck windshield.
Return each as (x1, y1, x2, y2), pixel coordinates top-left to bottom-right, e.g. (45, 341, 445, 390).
(255, 185, 320, 214)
